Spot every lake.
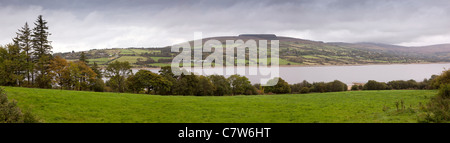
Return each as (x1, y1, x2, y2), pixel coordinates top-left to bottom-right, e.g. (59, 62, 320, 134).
(133, 63, 450, 84)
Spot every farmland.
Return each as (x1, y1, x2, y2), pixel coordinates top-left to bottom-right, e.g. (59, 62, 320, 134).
(53, 35, 436, 68)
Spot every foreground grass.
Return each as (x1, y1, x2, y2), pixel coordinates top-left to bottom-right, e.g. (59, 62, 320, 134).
(3, 86, 435, 123)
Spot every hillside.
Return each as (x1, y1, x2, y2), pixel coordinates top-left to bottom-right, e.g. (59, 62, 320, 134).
(329, 42, 450, 62)
(53, 35, 446, 68)
(4, 86, 435, 123)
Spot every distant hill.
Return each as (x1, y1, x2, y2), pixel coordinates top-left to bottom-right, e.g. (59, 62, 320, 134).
(329, 42, 450, 62)
(54, 35, 450, 68)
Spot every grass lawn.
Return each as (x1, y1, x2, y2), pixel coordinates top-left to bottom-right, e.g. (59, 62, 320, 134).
(3, 86, 435, 123)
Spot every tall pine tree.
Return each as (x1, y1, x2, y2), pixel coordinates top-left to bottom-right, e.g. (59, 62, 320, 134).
(79, 52, 88, 64)
(14, 22, 34, 86)
(32, 15, 53, 88)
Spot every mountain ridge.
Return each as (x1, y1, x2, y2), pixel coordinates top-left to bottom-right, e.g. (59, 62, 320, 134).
(54, 35, 450, 67)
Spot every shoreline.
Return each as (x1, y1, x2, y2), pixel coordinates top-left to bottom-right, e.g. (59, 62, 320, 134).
(131, 62, 450, 69)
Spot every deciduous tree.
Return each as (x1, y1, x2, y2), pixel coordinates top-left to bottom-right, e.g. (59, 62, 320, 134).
(105, 61, 132, 92)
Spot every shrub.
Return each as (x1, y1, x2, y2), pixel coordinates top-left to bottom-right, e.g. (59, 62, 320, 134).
(309, 80, 347, 93)
(264, 77, 291, 94)
(157, 58, 173, 63)
(290, 80, 311, 93)
(387, 80, 418, 90)
(438, 84, 450, 99)
(419, 84, 450, 123)
(0, 87, 39, 123)
(228, 75, 256, 95)
(300, 87, 310, 94)
(209, 75, 232, 96)
(91, 78, 105, 92)
(326, 80, 347, 92)
(311, 82, 327, 93)
(431, 70, 450, 89)
(363, 80, 388, 90)
(351, 85, 359, 91)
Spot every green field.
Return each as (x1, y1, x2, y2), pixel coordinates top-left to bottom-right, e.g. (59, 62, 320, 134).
(119, 49, 134, 55)
(130, 49, 161, 54)
(3, 86, 435, 123)
(149, 63, 172, 67)
(149, 56, 172, 61)
(86, 57, 114, 65)
(114, 56, 147, 64)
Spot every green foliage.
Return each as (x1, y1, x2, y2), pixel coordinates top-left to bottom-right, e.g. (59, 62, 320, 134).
(129, 70, 172, 94)
(0, 87, 39, 123)
(59, 61, 97, 91)
(418, 69, 450, 123)
(419, 84, 450, 123)
(91, 78, 105, 92)
(300, 87, 310, 94)
(228, 75, 256, 95)
(157, 66, 178, 95)
(31, 15, 53, 88)
(326, 80, 348, 92)
(195, 75, 215, 96)
(172, 73, 198, 96)
(265, 77, 291, 94)
(0, 44, 27, 86)
(35, 54, 53, 88)
(308, 80, 347, 93)
(438, 84, 450, 99)
(208, 75, 231, 96)
(290, 80, 312, 93)
(156, 67, 237, 96)
(32, 15, 52, 57)
(351, 85, 359, 91)
(363, 80, 388, 90)
(14, 22, 33, 86)
(79, 52, 88, 64)
(311, 82, 327, 93)
(387, 80, 419, 90)
(431, 69, 450, 89)
(104, 61, 132, 92)
(90, 62, 102, 79)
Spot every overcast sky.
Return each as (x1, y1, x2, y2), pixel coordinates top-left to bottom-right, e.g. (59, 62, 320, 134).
(1, 0, 450, 53)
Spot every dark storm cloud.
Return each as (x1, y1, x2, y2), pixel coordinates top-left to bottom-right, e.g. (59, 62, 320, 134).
(1, 0, 450, 52)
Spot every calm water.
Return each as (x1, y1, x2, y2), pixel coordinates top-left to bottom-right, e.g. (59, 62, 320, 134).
(134, 63, 450, 84)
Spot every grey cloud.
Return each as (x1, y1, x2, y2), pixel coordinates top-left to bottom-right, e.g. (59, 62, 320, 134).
(1, 0, 450, 52)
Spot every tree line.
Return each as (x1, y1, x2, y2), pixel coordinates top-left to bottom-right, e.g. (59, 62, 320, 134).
(350, 77, 436, 91)
(0, 15, 287, 96)
(0, 15, 53, 88)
